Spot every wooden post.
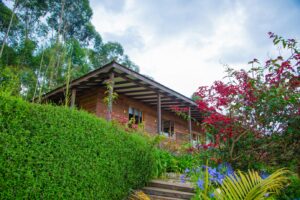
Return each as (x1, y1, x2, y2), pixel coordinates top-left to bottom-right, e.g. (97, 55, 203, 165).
(70, 88, 76, 108)
(188, 106, 192, 144)
(157, 93, 161, 134)
(107, 72, 114, 121)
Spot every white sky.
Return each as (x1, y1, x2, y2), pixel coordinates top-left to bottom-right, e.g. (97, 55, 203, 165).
(90, 0, 300, 97)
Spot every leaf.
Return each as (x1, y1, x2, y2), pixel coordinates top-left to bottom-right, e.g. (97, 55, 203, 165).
(215, 169, 290, 200)
(282, 40, 287, 48)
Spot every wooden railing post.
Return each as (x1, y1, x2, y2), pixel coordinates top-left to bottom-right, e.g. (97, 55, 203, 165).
(188, 106, 192, 144)
(157, 93, 162, 134)
(70, 88, 76, 108)
(107, 72, 114, 121)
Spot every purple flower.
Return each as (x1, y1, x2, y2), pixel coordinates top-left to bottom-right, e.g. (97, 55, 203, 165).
(260, 171, 269, 179)
(217, 174, 225, 184)
(226, 165, 234, 176)
(197, 179, 204, 190)
(180, 174, 186, 183)
(202, 165, 208, 169)
(208, 168, 217, 177)
(264, 193, 269, 197)
(218, 162, 234, 176)
(184, 168, 190, 173)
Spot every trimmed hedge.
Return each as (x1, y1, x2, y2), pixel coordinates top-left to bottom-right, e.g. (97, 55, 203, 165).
(0, 94, 154, 199)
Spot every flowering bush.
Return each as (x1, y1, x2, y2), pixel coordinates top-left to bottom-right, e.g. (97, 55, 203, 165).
(181, 162, 290, 199)
(181, 162, 234, 199)
(193, 33, 300, 170)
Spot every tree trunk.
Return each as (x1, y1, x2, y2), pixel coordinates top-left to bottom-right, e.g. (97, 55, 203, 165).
(32, 48, 45, 101)
(0, 0, 18, 58)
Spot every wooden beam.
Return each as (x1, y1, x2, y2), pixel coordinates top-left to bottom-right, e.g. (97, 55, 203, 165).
(114, 80, 131, 85)
(157, 93, 162, 134)
(42, 66, 113, 100)
(142, 98, 171, 102)
(188, 106, 192, 144)
(114, 85, 139, 90)
(70, 88, 76, 108)
(150, 102, 185, 106)
(125, 93, 157, 98)
(117, 89, 152, 94)
(112, 62, 198, 106)
(106, 72, 114, 121)
(114, 71, 156, 92)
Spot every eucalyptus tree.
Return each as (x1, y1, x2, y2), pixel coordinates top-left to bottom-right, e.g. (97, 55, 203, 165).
(0, 0, 138, 100)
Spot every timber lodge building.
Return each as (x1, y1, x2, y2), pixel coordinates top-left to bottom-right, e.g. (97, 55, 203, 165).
(43, 61, 203, 144)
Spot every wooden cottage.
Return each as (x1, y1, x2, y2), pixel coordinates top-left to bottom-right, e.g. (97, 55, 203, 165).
(42, 61, 202, 144)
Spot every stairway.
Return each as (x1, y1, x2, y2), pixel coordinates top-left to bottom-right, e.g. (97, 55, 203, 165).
(142, 179, 195, 200)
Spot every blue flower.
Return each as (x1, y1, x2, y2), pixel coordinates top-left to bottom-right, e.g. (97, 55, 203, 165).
(264, 193, 269, 197)
(217, 163, 223, 171)
(210, 193, 215, 198)
(217, 173, 225, 184)
(180, 174, 186, 183)
(218, 162, 234, 176)
(208, 168, 217, 177)
(184, 168, 190, 173)
(225, 164, 234, 176)
(197, 179, 204, 190)
(260, 171, 269, 179)
(202, 165, 208, 169)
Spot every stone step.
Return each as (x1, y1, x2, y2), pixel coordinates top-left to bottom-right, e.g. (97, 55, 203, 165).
(149, 194, 185, 200)
(143, 187, 194, 200)
(148, 180, 195, 193)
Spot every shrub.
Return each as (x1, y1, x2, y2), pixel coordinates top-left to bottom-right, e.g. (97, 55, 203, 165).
(176, 154, 204, 173)
(151, 149, 178, 177)
(0, 94, 153, 199)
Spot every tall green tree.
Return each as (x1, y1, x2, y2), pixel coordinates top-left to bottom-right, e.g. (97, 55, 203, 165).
(0, 0, 139, 100)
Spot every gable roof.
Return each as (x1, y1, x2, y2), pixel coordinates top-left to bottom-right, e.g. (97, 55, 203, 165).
(43, 61, 202, 121)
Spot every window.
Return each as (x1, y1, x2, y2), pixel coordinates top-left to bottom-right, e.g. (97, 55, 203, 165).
(128, 107, 143, 124)
(162, 120, 175, 137)
(192, 134, 200, 147)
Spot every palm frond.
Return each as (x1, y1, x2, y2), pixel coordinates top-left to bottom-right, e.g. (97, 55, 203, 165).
(215, 168, 290, 200)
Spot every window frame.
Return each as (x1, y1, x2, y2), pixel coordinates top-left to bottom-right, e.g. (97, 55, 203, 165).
(128, 106, 143, 124)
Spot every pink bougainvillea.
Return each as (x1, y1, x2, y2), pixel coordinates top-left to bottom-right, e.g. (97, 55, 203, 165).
(192, 33, 299, 162)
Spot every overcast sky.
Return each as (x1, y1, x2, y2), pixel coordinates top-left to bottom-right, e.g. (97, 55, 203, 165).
(90, 0, 300, 97)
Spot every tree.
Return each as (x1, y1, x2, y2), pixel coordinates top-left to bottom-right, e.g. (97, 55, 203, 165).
(0, 0, 138, 100)
(194, 33, 300, 171)
(0, 0, 19, 58)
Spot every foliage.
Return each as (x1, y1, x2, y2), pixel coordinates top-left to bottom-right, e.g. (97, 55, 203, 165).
(160, 137, 181, 154)
(214, 168, 290, 200)
(182, 162, 234, 199)
(181, 160, 290, 200)
(176, 153, 205, 173)
(193, 33, 300, 170)
(0, 94, 153, 199)
(151, 149, 178, 178)
(103, 80, 119, 106)
(0, 65, 20, 95)
(275, 174, 300, 200)
(0, 0, 138, 100)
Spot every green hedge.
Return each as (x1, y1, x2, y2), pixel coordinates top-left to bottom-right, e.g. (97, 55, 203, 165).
(0, 94, 154, 199)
